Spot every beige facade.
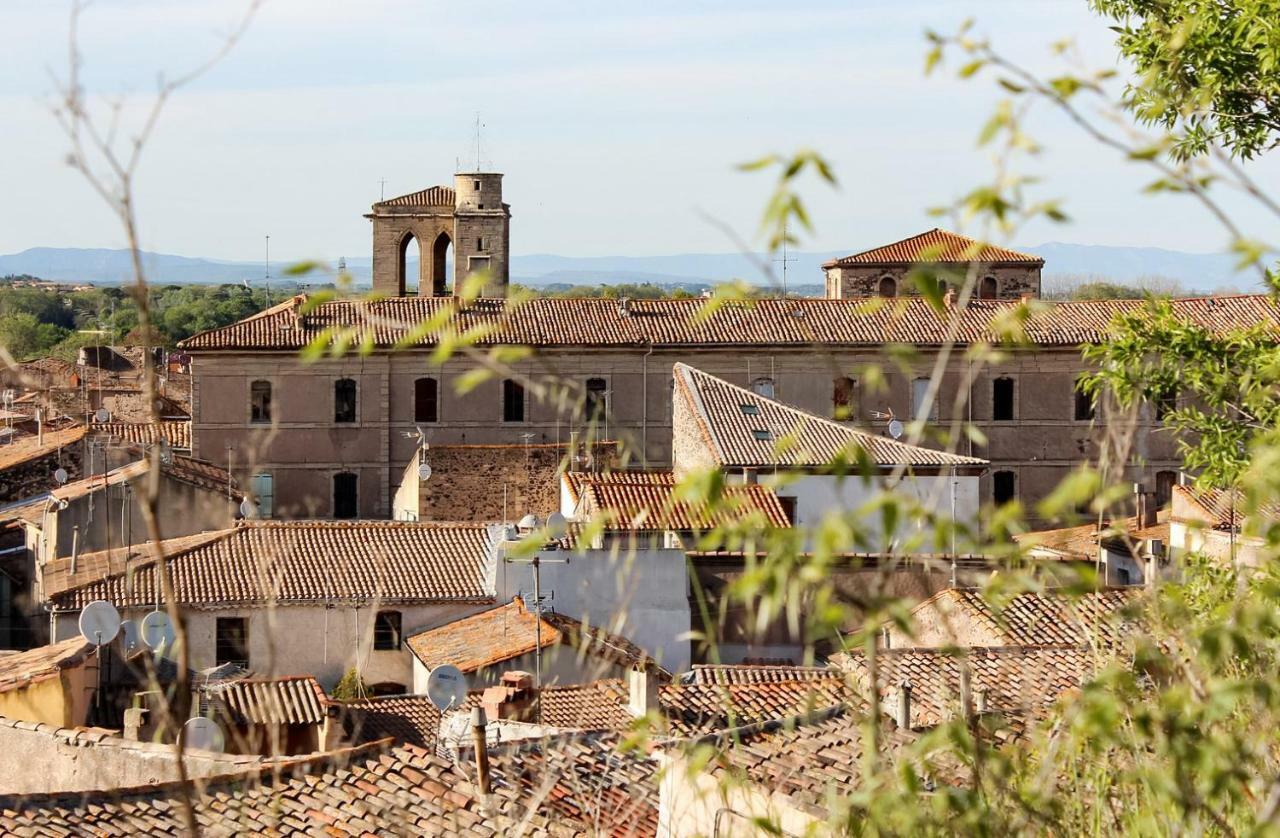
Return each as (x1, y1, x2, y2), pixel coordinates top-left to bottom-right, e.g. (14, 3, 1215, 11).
(190, 346, 1179, 522)
(824, 262, 1041, 300)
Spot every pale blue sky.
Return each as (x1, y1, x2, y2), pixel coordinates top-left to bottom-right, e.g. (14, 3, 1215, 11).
(1, 0, 1276, 262)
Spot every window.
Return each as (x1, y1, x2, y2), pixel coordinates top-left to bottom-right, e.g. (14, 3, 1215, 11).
(752, 429, 772, 441)
(474, 179, 481, 190)
(334, 378, 357, 423)
(584, 377, 608, 421)
(333, 472, 358, 519)
(992, 377, 1015, 421)
(979, 275, 999, 299)
(1155, 387, 1178, 421)
(993, 470, 1016, 506)
(912, 378, 937, 421)
(751, 378, 775, 399)
(1155, 470, 1177, 508)
(477, 237, 484, 250)
(833, 376, 858, 419)
(503, 379, 525, 422)
(1074, 385, 1095, 421)
(739, 403, 760, 416)
(250, 473, 273, 518)
(215, 617, 249, 667)
(414, 377, 438, 423)
(778, 495, 797, 525)
(1115, 567, 1133, 586)
(373, 611, 402, 650)
(878, 276, 897, 297)
(250, 380, 272, 424)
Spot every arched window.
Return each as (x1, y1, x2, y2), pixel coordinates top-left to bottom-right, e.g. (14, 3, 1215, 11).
(503, 379, 525, 423)
(752, 378, 775, 399)
(979, 275, 999, 299)
(399, 233, 420, 296)
(333, 472, 358, 519)
(993, 470, 1017, 506)
(992, 376, 1015, 421)
(878, 276, 897, 297)
(832, 376, 858, 419)
(431, 232, 452, 296)
(414, 377, 438, 423)
(334, 378, 357, 423)
(250, 380, 272, 424)
(584, 377, 608, 420)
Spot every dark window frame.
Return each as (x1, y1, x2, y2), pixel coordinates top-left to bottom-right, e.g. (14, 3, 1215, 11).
(878, 276, 897, 297)
(1155, 387, 1178, 421)
(215, 617, 249, 667)
(979, 275, 999, 299)
(833, 376, 858, 419)
(503, 378, 526, 423)
(993, 470, 1017, 506)
(333, 472, 358, 519)
(1074, 385, 1096, 421)
(584, 377, 608, 421)
(250, 380, 272, 424)
(373, 610, 402, 651)
(414, 377, 439, 423)
(334, 378, 357, 423)
(992, 376, 1015, 421)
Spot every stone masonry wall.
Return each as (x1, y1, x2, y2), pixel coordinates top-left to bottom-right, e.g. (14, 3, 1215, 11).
(828, 264, 1041, 299)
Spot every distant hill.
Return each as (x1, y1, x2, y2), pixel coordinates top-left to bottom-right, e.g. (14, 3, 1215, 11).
(0, 242, 1267, 293)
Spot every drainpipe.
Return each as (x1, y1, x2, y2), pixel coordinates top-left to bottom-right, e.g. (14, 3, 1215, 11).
(641, 341, 654, 466)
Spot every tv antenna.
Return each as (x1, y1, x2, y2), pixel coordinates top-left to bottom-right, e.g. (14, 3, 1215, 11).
(379, 178, 387, 201)
(773, 219, 796, 297)
(473, 112, 484, 172)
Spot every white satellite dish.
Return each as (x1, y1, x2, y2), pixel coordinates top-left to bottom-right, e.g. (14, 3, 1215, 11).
(887, 419, 905, 440)
(79, 600, 121, 646)
(94, 408, 111, 424)
(426, 664, 467, 711)
(140, 610, 176, 653)
(418, 461, 432, 481)
(53, 467, 68, 484)
(119, 619, 142, 655)
(182, 717, 225, 753)
(239, 498, 256, 519)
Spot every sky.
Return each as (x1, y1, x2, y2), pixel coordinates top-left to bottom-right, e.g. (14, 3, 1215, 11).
(1, 0, 1277, 262)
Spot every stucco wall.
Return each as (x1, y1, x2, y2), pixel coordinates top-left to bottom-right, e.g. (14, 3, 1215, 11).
(0, 718, 265, 795)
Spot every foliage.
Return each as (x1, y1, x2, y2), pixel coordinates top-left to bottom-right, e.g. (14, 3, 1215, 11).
(511, 282, 701, 300)
(330, 668, 368, 701)
(1091, 0, 1280, 160)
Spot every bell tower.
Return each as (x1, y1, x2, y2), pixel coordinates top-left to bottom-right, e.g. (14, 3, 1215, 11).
(365, 172, 511, 298)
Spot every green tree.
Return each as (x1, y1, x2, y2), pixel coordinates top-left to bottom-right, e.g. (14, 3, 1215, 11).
(330, 668, 368, 701)
(0, 312, 67, 360)
(1091, 0, 1280, 159)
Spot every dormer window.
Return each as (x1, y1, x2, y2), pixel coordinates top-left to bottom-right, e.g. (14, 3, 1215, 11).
(752, 429, 772, 441)
(739, 404, 759, 416)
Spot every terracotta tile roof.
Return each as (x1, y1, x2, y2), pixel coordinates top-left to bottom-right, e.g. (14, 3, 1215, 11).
(406, 597, 665, 676)
(202, 675, 327, 726)
(682, 663, 843, 685)
(0, 739, 645, 836)
(1016, 515, 1169, 561)
(91, 420, 191, 451)
(675, 363, 986, 469)
(30, 454, 234, 511)
(535, 680, 635, 730)
(0, 636, 94, 694)
(47, 520, 497, 611)
(903, 587, 1144, 648)
(661, 676, 854, 736)
(823, 228, 1043, 267)
(177, 293, 1280, 352)
(0, 425, 85, 472)
(339, 693, 481, 747)
(41, 529, 232, 600)
(565, 470, 793, 530)
(1172, 484, 1280, 531)
(832, 645, 1096, 728)
(373, 185, 456, 208)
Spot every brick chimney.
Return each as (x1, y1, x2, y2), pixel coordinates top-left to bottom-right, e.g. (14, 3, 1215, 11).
(628, 665, 659, 717)
(481, 670, 538, 722)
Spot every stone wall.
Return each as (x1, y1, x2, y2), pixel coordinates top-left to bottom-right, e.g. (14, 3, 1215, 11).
(826, 263, 1041, 299)
(0, 717, 265, 794)
(408, 441, 616, 523)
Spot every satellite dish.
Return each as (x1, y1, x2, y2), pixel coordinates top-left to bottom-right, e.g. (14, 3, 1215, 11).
(79, 600, 121, 645)
(426, 664, 467, 711)
(239, 498, 256, 519)
(140, 610, 176, 653)
(545, 511, 567, 540)
(53, 467, 68, 484)
(887, 419, 904, 440)
(182, 717, 225, 753)
(119, 619, 142, 655)
(94, 408, 111, 424)
(418, 461, 432, 481)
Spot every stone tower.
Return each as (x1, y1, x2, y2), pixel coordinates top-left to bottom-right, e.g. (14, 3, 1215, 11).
(366, 172, 511, 298)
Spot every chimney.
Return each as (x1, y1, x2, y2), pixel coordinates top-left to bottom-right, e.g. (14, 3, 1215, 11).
(122, 707, 147, 741)
(481, 670, 538, 722)
(471, 707, 491, 795)
(617, 297, 632, 317)
(975, 686, 989, 714)
(958, 666, 972, 718)
(628, 665, 659, 717)
(896, 681, 912, 729)
(942, 287, 955, 310)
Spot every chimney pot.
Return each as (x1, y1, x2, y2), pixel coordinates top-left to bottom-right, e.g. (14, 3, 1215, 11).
(470, 707, 491, 795)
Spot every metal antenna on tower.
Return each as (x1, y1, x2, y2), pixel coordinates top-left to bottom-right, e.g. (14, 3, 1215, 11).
(264, 235, 271, 308)
(474, 112, 483, 172)
(379, 178, 387, 201)
(773, 219, 796, 297)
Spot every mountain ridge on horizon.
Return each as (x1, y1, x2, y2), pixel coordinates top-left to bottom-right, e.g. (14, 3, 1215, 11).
(0, 242, 1265, 293)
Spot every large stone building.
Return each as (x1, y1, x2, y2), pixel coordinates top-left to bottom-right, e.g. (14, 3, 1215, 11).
(178, 174, 1277, 522)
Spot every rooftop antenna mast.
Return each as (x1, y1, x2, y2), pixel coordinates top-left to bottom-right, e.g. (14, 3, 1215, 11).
(474, 112, 483, 172)
(773, 219, 796, 297)
(263, 235, 271, 308)
(379, 178, 387, 201)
